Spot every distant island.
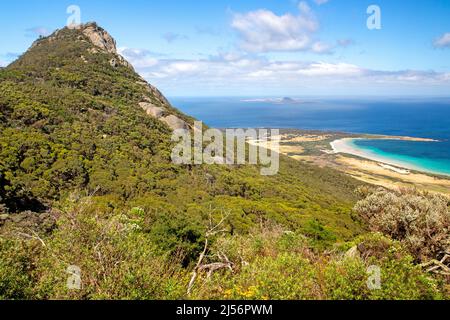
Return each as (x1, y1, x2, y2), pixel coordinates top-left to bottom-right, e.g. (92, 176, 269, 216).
(242, 97, 304, 104)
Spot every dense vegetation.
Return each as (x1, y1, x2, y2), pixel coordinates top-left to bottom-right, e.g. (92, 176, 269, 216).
(0, 25, 448, 300)
(1, 195, 447, 300)
(355, 187, 450, 264)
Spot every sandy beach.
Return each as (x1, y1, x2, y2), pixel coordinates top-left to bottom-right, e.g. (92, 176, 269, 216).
(335, 155, 450, 194)
(330, 138, 447, 176)
(249, 131, 450, 195)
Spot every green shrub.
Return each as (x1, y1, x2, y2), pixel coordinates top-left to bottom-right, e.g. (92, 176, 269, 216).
(30, 199, 188, 300)
(190, 227, 445, 300)
(0, 240, 37, 299)
(354, 187, 450, 262)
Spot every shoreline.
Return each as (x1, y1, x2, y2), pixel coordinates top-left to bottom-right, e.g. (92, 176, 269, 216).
(330, 138, 449, 177)
(269, 129, 450, 194)
(359, 134, 439, 142)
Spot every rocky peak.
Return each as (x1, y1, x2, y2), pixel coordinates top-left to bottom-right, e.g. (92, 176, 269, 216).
(78, 22, 117, 54)
(25, 22, 188, 130)
(34, 22, 117, 55)
(78, 22, 133, 70)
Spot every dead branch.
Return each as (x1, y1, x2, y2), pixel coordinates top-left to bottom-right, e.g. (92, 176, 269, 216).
(16, 229, 47, 247)
(187, 210, 231, 296)
(199, 260, 234, 279)
(420, 254, 450, 276)
(187, 237, 209, 296)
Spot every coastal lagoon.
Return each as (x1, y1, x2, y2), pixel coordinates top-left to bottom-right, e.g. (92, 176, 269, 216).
(171, 97, 450, 176)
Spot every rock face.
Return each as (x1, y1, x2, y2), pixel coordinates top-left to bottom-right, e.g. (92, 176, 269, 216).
(161, 115, 189, 131)
(109, 56, 133, 69)
(81, 22, 117, 54)
(77, 22, 134, 70)
(136, 76, 190, 131)
(138, 100, 189, 131)
(139, 102, 167, 118)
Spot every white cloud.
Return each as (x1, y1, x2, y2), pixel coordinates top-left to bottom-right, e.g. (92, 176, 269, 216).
(434, 33, 450, 48)
(314, 0, 329, 5)
(231, 2, 334, 53)
(363, 69, 450, 85)
(120, 49, 450, 93)
(296, 62, 362, 76)
(0, 60, 7, 67)
(161, 61, 201, 74)
(118, 47, 159, 68)
(118, 44, 450, 95)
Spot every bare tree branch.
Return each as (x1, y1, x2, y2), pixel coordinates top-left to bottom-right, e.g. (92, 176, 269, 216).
(17, 229, 47, 247)
(187, 209, 232, 296)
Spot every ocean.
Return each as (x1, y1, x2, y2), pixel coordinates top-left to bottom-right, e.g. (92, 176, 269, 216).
(170, 97, 450, 176)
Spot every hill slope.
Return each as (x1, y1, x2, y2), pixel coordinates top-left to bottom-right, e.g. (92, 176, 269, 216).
(0, 23, 364, 239)
(1, 23, 446, 301)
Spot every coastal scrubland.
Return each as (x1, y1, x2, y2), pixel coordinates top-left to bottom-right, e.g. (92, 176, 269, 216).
(273, 130, 450, 195)
(0, 24, 448, 300)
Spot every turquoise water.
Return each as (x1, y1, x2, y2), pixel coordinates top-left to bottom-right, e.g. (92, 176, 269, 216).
(170, 97, 450, 176)
(350, 139, 450, 176)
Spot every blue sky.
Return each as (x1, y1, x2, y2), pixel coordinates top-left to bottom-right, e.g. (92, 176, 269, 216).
(1, 0, 450, 96)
